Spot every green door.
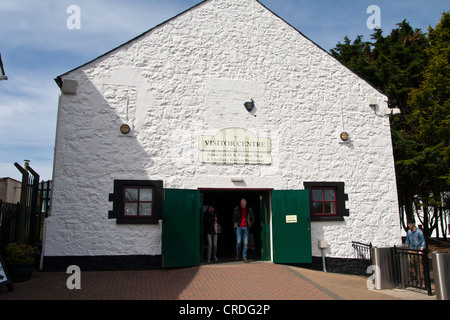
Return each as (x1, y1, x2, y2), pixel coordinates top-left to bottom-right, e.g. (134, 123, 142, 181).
(272, 190, 312, 264)
(260, 193, 271, 261)
(162, 189, 201, 268)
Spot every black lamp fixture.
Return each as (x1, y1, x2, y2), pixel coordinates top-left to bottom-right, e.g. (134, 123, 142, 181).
(244, 99, 257, 117)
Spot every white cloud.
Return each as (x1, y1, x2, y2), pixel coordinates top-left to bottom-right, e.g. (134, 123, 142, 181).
(0, 71, 58, 137)
(0, 0, 200, 57)
(0, 68, 58, 181)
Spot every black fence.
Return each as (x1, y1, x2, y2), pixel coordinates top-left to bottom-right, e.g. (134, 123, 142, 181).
(0, 201, 20, 255)
(352, 241, 372, 260)
(351, 241, 372, 275)
(393, 246, 432, 295)
(351, 241, 432, 295)
(0, 177, 52, 256)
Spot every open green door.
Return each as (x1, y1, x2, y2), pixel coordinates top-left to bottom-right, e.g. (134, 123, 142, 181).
(162, 189, 201, 268)
(260, 193, 271, 261)
(272, 190, 312, 264)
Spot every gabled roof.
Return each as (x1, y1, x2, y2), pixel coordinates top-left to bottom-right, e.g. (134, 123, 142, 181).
(55, 0, 208, 87)
(55, 0, 329, 87)
(54, 0, 384, 96)
(0, 53, 7, 80)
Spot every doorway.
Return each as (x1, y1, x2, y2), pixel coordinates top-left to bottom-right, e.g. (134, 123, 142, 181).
(162, 188, 312, 268)
(200, 189, 272, 263)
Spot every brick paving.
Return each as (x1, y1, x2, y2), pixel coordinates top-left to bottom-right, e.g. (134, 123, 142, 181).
(0, 261, 435, 301)
(1, 262, 336, 300)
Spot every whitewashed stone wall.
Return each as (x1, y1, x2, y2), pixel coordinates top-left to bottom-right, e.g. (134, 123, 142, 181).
(44, 0, 402, 260)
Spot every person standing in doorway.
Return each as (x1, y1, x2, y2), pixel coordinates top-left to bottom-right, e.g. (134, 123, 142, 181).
(233, 198, 255, 263)
(204, 205, 219, 262)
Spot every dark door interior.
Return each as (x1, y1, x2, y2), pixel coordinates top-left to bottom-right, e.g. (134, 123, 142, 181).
(201, 189, 268, 262)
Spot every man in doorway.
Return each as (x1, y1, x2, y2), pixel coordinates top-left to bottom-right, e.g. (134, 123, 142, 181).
(233, 198, 255, 263)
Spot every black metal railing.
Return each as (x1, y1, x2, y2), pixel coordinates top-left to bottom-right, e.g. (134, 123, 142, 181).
(393, 246, 432, 295)
(351, 241, 372, 275)
(0, 201, 20, 255)
(352, 241, 372, 260)
(0, 163, 52, 254)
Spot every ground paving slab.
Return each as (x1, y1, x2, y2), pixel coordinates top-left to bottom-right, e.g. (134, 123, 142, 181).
(0, 261, 435, 301)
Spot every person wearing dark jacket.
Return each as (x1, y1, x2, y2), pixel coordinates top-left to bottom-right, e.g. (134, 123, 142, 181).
(204, 205, 219, 262)
(233, 198, 254, 263)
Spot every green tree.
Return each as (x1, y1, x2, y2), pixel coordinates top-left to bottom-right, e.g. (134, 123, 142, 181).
(331, 20, 429, 111)
(331, 13, 450, 238)
(407, 12, 450, 238)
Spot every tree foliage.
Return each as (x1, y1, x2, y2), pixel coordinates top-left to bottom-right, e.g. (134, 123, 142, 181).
(331, 12, 450, 239)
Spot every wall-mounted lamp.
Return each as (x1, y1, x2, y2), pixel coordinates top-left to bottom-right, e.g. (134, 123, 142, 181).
(244, 99, 257, 117)
(369, 98, 401, 117)
(231, 177, 244, 183)
(386, 108, 401, 115)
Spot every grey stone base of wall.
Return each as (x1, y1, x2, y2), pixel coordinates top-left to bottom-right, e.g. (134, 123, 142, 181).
(297, 256, 372, 276)
(43, 255, 162, 272)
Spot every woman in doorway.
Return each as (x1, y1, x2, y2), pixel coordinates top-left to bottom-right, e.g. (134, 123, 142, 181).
(204, 205, 220, 262)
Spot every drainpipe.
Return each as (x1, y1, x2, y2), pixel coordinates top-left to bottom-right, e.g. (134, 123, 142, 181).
(318, 240, 328, 272)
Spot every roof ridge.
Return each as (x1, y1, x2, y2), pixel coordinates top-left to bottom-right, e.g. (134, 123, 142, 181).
(55, 0, 211, 86)
(54, 0, 385, 96)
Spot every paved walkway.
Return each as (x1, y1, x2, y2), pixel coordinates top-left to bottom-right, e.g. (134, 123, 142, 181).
(0, 261, 435, 301)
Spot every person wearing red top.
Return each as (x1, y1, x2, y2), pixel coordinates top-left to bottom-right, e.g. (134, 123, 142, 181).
(240, 206, 247, 227)
(233, 198, 255, 263)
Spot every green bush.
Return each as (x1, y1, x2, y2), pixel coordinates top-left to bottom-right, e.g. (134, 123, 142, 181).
(5, 243, 35, 265)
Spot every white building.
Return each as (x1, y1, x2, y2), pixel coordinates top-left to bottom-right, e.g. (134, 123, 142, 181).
(43, 0, 402, 272)
(0, 178, 21, 203)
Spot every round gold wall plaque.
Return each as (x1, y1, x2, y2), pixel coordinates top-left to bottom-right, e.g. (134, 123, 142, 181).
(340, 132, 349, 141)
(120, 124, 131, 135)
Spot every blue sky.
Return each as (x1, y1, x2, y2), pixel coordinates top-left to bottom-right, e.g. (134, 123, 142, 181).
(0, 0, 448, 181)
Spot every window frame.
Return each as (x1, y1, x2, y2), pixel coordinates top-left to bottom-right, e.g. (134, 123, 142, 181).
(311, 187, 338, 217)
(109, 180, 163, 225)
(122, 186, 155, 218)
(304, 182, 349, 221)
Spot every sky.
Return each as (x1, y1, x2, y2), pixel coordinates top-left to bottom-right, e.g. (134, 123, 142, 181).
(0, 0, 448, 182)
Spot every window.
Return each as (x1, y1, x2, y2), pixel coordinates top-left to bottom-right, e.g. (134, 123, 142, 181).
(311, 188, 337, 216)
(123, 187, 154, 217)
(109, 180, 163, 224)
(304, 182, 349, 221)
